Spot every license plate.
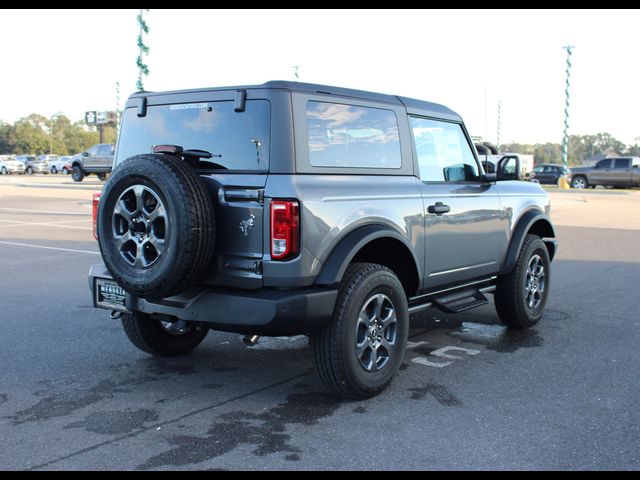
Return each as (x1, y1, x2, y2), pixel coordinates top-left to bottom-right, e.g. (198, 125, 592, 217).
(94, 278, 130, 312)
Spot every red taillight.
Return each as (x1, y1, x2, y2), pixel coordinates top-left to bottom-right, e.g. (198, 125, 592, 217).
(92, 192, 101, 240)
(270, 200, 299, 260)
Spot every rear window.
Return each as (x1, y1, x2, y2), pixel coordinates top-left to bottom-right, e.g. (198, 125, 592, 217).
(116, 99, 270, 171)
(306, 101, 401, 169)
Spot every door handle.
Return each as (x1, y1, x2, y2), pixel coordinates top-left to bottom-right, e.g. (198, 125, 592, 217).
(428, 202, 450, 215)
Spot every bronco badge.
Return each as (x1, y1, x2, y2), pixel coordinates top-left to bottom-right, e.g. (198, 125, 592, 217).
(239, 214, 255, 237)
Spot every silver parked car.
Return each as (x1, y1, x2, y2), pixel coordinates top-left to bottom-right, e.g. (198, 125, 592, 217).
(0, 155, 26, 174)
(15, 155, 48, 174)
(48, 155, 72, 174)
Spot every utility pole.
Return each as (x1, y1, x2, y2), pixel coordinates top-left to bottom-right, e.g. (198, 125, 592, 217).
(49, 113, 59, 154)
(136, 9, 150, 91)
(561, 45, 574, 169)
(496, 100, 502, 150)
(484, 86, 488, 141)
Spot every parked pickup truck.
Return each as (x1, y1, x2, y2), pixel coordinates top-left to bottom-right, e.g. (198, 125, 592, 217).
(568, 157, 640, 189)
(71, 143, 114, 182)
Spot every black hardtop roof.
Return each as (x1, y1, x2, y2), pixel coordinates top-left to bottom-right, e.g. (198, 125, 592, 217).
(128, 80, 461, 121)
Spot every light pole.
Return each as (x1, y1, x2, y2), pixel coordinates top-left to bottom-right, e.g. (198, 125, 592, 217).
(115, 81, 121, 137)
(136, 9, 150, 91)
(558, 45, 574, 189)
(561, 45, 574, 169)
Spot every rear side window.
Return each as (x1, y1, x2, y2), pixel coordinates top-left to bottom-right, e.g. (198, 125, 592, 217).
(306, 101, 401, 169)
(116, 100, 270, 171)
(613, 158, 630, 169)
(410, 117, 480, 182)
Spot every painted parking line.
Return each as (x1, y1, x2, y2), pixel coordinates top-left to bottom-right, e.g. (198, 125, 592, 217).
(0, 207, 90, 216)
(0, 240, 99, 255)
(0, 218, 92, 230)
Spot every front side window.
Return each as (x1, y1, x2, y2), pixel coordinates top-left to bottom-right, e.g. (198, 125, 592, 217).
(306, 101, 401, 169)
(97, 145, 112, 156)
(533, 166, 545, 174)
(87, 146, 99, 156)
(597, 159, 611, 169)
(116, 99, 270, 171)
(410, 117, 479, 182)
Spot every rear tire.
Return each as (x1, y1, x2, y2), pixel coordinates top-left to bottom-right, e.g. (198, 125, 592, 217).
(1, 167, 7, 175)
(72, 166, 84, 182)
(51, 166, 58, 174)
(121, 312, 208, 356)
(495, 234, 550, 329)
(26, 166, 34, 175)
(97, 173, 107, 181)
(310, 263, 409, 399)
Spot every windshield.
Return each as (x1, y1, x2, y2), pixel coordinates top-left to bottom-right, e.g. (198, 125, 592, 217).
(116, 99, 270, 171)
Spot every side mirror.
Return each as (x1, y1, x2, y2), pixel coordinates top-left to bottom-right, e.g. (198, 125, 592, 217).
(483, 173, 497, 183)
(496, 155, 520, 181)
(82, 151, 89, 157)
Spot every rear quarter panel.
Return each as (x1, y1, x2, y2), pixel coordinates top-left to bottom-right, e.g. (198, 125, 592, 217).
(261, 174, 425, 287)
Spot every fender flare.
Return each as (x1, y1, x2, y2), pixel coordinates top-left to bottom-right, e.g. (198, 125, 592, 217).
(315, 224, 421, 286)
(500, 209, 556, 275)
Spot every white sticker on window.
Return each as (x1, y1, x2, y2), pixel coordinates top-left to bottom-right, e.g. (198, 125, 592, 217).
(169, 103, 210, 110)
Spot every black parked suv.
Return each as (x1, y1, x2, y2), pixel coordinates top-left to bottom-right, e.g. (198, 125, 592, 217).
(530, 163, 570, 185)
(89, 81, 557, 399)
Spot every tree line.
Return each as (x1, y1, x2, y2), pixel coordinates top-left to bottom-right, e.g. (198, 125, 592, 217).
(2, 113, 638, 166)
(500, 133, 640, 166)
(0, 114, 117, 156)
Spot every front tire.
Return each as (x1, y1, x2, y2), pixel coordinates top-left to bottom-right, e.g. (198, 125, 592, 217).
(51, 166, 58, 174)
(310, 263, 409, 399)
(1, 167, 7, 175)
(26, 166, 34, 175)
(571, 176, 588, 189)
(495, 234, 550, 329)
(97, 173, 107, 181)
(121, 312, 208, 356)
(72, 166, 84, 182)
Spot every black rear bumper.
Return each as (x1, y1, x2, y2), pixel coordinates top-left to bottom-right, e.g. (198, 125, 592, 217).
(88, 264, 337, 335)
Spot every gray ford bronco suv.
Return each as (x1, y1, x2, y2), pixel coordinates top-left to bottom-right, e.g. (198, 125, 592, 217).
(89, 81, 557, 399)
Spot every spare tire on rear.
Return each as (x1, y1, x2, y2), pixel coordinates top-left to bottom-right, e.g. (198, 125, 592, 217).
(97, 154, 215, 299)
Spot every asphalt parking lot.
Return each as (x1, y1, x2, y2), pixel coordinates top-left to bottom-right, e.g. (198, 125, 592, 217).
(1, 175, 639, 470)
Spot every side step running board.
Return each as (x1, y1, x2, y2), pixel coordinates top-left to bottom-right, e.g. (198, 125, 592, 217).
(408, 283, 495, 315)
(430, 289, 489, 314)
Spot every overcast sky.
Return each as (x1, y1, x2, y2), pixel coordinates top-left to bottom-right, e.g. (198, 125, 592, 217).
(1, 9, 638, 145)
